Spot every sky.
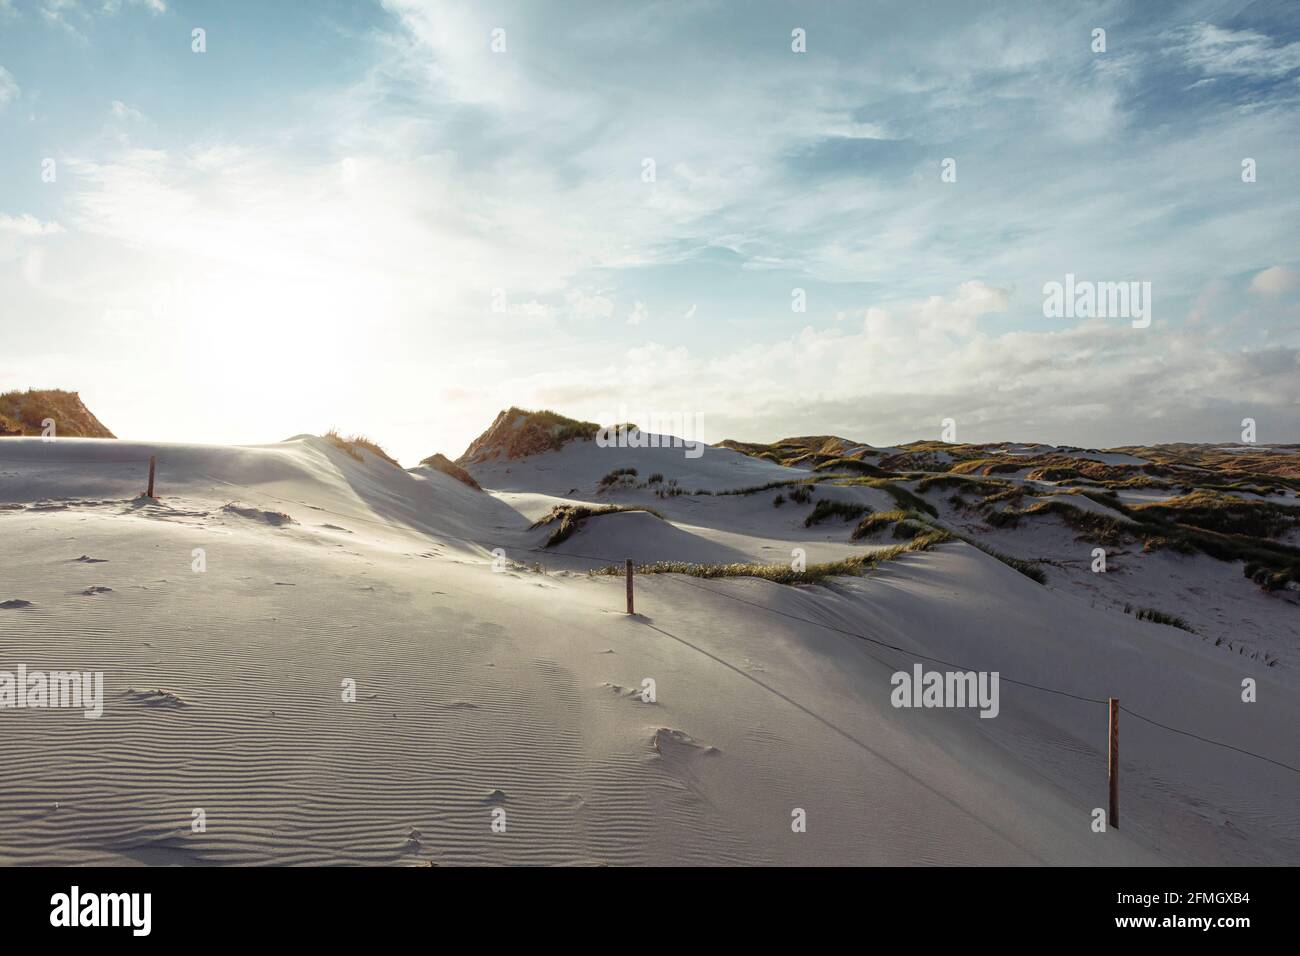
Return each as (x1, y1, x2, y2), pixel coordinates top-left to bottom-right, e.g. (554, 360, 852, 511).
(1, 0, 1298, 465)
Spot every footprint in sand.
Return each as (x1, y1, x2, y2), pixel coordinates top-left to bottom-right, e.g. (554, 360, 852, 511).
(600, 681, 647, 702)
(652, 728, 720, 758)
(222, 503, 295, 526)
(123, 688, 189, 708)
(1, 599, 34, 609)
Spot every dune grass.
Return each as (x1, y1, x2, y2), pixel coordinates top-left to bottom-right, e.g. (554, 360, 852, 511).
(1244, 561, 1293, 591)
(965, 539, 1048, 584)
(0, 388, 116, 438)
(595, 529, 952, 586)
(597, 467, 638, 490)
(813, 457, 894, 478)
(1124, 603, 1195, 632)
(326, 429, 402, 467)
(850, 509, 910, 539)
(804, 499, 870, 527)
(417, 452, 481, 490)
(1084, 492, 1300, 586)
(531, 503, 663, 547)
(914, 474, 1014, 497)
(833, 477, 939, 517)
(712, 477, 823, 497)
(1129, 490, 1300, 539)
(995, 498, 1132, 546)
(460, 407, 602, 464)
(516, 408, 603, 445)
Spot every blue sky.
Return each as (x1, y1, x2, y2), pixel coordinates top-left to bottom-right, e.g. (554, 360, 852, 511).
(1, 0, 1298, 463)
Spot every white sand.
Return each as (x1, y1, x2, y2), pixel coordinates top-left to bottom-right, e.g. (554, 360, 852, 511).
(0, 436, 1296, 865)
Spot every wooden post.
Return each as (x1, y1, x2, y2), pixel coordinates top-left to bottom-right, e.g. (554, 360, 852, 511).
(625, 559, 634, 615)
(1108, 698, 1119, 829)
(146, 456, 156, 498)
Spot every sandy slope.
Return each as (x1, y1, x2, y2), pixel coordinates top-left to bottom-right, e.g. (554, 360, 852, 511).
(0, 436, 1296, 865)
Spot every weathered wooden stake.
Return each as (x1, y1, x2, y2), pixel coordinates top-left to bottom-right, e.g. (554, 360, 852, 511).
(625, 559, 634, 615)
(147, 455, 157, 498)
(1108, 697, 1119, 829)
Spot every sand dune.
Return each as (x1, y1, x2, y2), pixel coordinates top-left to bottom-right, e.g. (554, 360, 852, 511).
(1, 432, 1296, 865)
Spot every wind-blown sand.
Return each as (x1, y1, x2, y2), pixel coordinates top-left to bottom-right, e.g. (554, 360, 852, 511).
(0, 435, 1296, 865)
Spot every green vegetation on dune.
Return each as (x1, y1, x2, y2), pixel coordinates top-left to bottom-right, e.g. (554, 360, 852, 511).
(813, 457, 895, 477)
(1129, 490, 1300, 539)
(717, 435, 871, 469)
(531, 503, 663, 547)
(417, 452, 481, 490)
(0, 389, 115, 438)
(915, 473, 994, 493)
(597, 467, 638, 490)
(948, 458, 1024, 476)
(595, 530, 952, 586)
(851, 509, 912, 539)
(1066, 491, 1300, 588)
(627, 427, 1300, 602)
(467, 416, 1300, 595)
(459, 407, 601, 464)
(992, 498, 1131, 547)
(960, 537, 1048, 584)
(1124, 604, 1195, 632)
(710, 477, 825, 497)
(832, 477, 939, 517)
(326, 429, 402, 467)
(803, 499, 870, 527)
(912, 470, 1298, 590)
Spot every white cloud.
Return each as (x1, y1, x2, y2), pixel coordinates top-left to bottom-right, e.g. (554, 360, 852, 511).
(1173, 23, 1300, 79)
(1249, 265, 1297, 297)
(522, 283, 1300, 447)
(565, 288, 614, 320)
(0, 66, 18, 107)
(5, 2, 1300, 458)
(506, 300, 551, 321)
(913, 280, 1010, 335)
(0, 213, 64, 235)
(103, 0, 168, 14)
(109, 99, 143, 121)
(40, 0, 165, 33)
(39, 0, 81, 32)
